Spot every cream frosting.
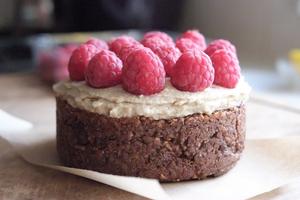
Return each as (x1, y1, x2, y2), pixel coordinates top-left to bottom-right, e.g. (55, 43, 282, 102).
(53, 78, 251, 119)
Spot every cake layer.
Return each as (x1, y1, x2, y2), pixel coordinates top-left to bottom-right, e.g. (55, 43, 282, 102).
(56, 97, 246, 181)
(53, 78, 250, 119)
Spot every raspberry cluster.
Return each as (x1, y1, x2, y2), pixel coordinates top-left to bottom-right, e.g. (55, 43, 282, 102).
(141, 31, 180, 76)
(176, 30, 207, 51)
(68, 30, 241, 95)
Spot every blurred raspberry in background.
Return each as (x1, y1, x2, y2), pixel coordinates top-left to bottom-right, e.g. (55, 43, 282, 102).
(37, 44, 77, 82)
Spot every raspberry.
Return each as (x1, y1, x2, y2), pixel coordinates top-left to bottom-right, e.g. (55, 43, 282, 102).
(141, 37, 180, 76)
(109, 36, 140, 57)
(176, 38, 202, 53)
(205, 39, 236, 58)
(155, 46, 181, 77)
(178, 30, 206, 50)
(118, 43, 143, 62)
(143, 31, 174, 45)
(141, 37, 166, 51)
(210, 49, 240, 88)
(85, 50, 122, 88)
(171, 50, 214, 92)
(122, 47, 166, 95)
(86, 38, 108, 50)
(68, 44, 99, 81)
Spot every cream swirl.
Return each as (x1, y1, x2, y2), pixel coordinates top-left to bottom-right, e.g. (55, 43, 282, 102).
(53, 78, 251, 119)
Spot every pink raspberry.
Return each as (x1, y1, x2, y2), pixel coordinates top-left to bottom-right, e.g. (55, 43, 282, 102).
(143, 31, 174, 45)
(85, 50, 122, 88)
(122, 47, 166, 95)
(141, 37, 166, 51)
(178, 30, 206, 50)
(141, 37, 180, 76)
(86, 38, 108, 50)
(118, 43, 143, 62)
(205, 39, 236, 58)
(210, 49, 240, 88)
(153, 46, 181, 77)
(176, 38, 202, 53)
(109, 36, 140, 57)
(171, 50, 214, 92)
(68, 44, 99, 81)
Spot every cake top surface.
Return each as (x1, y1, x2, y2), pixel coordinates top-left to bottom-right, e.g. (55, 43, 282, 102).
(53, 29, 251, 119)
(65, 30, 241, 96)
(54, 78, 250, 119)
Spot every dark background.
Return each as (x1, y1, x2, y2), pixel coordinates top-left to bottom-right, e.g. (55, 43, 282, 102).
(0, 0, 183, 73)
(1, 0, 300, 73)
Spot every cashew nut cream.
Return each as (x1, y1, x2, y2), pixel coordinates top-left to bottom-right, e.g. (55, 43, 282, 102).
(53, 78, 251, 119)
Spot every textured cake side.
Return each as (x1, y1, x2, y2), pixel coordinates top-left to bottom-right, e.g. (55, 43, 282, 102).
(56, 97, 246, 182)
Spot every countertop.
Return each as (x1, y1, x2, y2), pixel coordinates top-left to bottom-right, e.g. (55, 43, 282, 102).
(1, 73, 300, 200)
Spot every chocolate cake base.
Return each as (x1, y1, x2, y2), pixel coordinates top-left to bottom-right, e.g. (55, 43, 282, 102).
(56, 97, 246, 182)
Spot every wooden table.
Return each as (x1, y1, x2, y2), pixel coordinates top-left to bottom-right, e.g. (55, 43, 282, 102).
(1, 73, 300, 200)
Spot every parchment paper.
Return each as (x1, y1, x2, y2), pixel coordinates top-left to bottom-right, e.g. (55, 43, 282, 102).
(1, 109, 300, 200)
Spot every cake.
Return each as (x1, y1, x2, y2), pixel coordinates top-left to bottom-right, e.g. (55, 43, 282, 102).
(53, 30, 251, 182)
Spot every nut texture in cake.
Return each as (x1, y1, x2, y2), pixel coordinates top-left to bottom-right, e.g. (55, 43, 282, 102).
(56, 97, 245, 182)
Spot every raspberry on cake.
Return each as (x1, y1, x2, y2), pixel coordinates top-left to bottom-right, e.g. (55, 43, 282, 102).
(68, 44, 99, 81)
(176, 38, 202, 53)
(171, 50, 214, 92)
(122, 47, 165, 95)
(109, 36, 140, 57)
(85, 38, 109, 50)
(141, 33, 180, 77)
(85, 50, 122, 88)
(205, 39, 237, 58)
(53, 31, 251, 182)
(177, 30, 207, 50)
(141, 36, 166, 51)
(143, 31, 174, 44)
(153, 45, 180, 77)
(211, 49, 240, 88)
(118, 43, 143, 62)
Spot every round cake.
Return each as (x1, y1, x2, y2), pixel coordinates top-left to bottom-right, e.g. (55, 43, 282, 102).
(53, 30, 251, 182)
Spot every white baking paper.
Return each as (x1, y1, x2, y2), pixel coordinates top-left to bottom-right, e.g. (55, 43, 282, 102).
(1, 109, 300, 200)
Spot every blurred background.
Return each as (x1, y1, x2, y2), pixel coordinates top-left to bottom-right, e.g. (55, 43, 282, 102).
(0, 0, 299, 107)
